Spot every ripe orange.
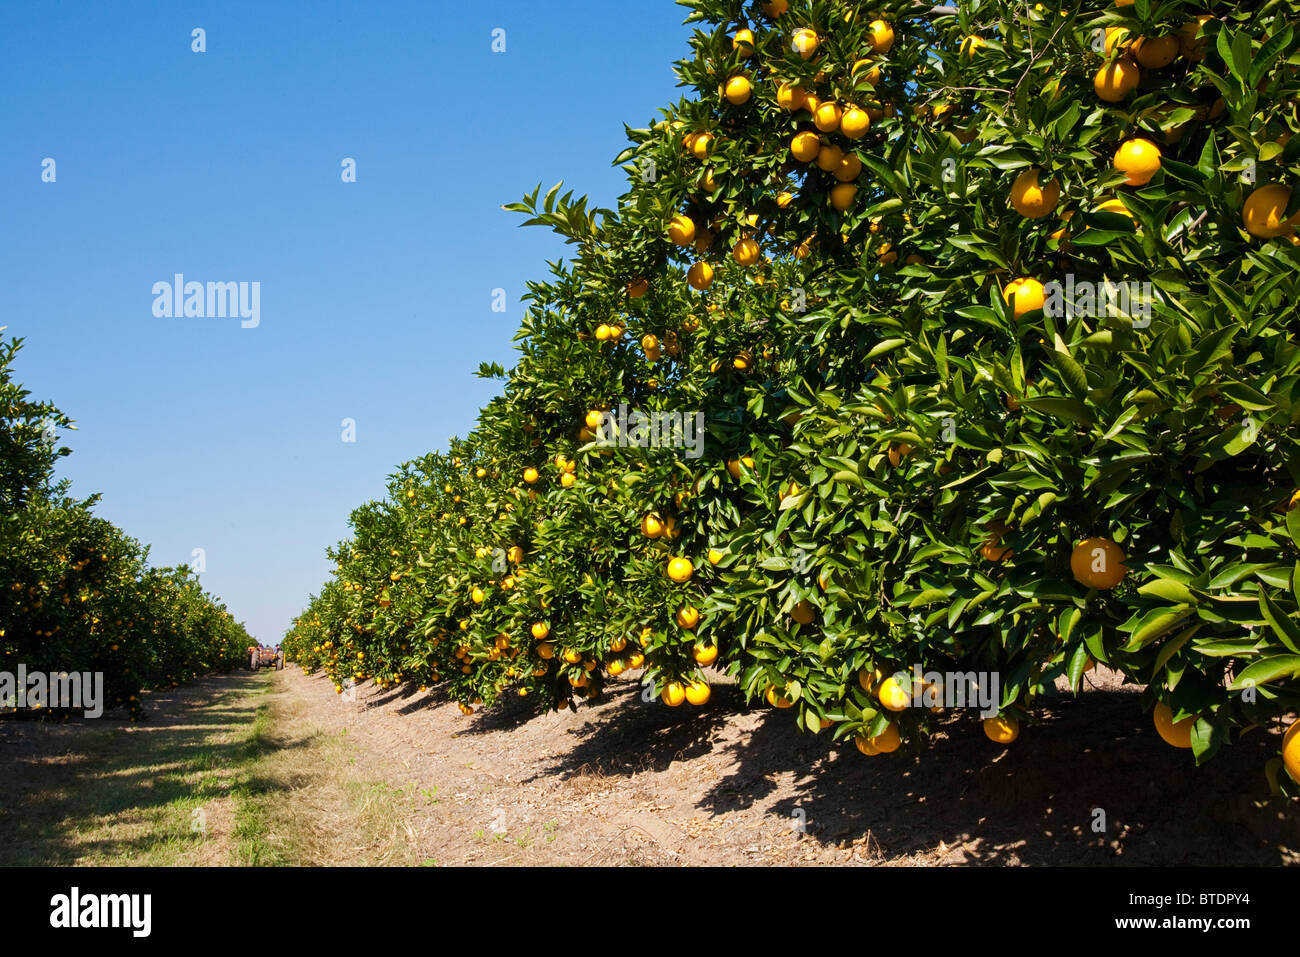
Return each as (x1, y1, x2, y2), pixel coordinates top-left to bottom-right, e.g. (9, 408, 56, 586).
(668, 213, 696, 246)
(559, 472, 576, 488)
(675, 605, 700, 629)
(693, 643, 718, 666)
(790, 600, 816, 625)
(1114, 138, 1162, 186)
(815, 144, 844, 174)
(687, 261, 714, 290)
(684, 680, 711, 705)
(661, 682, 687, 706)
(834, 154, 863, 183)
(867, 19, 894, 53)
(765, 685, 794, 708)
(666, 557, 694, 583)
(1242, 183, 1299, 239)
(707, 548, 725, 565)
(537, 640, 554, 659)
(522, 467, 539, 484)
(871, 722, 901, 753)
(1002, 277, 1045, 319)
(813, 101, 842, 132)
(732, 237, 760, 266)
(959, 35, 986, 58)
(763, 0, 787, 16)
(1070, 537, 1127, 589)
(531, 622, 549, 641)
(887, 443, 912, 468)
(792, 28, 818, 58)
(1009, 168, 1060, 218)
(840, 107, 870, 139)
(776, 82, 807, 111)
(789, 131, 820, 164)
(641, 513, 665, 538)
(1133, 34, 1178, 68)
(732, 28, 755, 56)
(1282, 719, 1300, 783)
(1094, 58, 1141, 102)
(830, 183, 857, 212)
(877, 676, 911, 712)
(983, 716, 1019, 744)
(855, 734, 880, 756)
(470, 586, 485, 604)
(727, 455, 754, 479)
(1153, 702, 1196, 749)
(691, 132, 714, 160)
(724, 75, 752, 105)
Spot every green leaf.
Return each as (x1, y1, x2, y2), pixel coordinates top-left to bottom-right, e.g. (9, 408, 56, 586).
(1259, 590, 1300, 654)
(1227, 655, 1300, 691)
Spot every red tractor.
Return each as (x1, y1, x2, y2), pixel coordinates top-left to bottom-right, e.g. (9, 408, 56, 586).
(248, 644, 285, 671)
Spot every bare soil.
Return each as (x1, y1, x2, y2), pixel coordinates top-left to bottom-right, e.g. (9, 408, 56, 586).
(269, 665, 1298, 866)
(3, 666, 1296, 865)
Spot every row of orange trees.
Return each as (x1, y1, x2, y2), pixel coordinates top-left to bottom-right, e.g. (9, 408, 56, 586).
(285, 0, 1300, 791)
(0, 330, 252, 717)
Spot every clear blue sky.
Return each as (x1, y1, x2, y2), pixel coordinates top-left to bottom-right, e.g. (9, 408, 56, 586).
(1, 0, 693, 642)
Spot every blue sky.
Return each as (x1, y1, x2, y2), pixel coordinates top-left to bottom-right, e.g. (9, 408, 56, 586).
(2, 0, 694, 641)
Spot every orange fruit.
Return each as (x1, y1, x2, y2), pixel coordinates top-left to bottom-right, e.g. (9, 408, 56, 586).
(724, 75, 752, 105)
(834, 154, 863, 183)
(871, 722, 901, 753)
(627, 278, 649, 298)
(830, 183, 857, 211)
(855, 734, 880, 756)
(1094, 58, 1140, 102)
(641, 513, 664, 538)
(666, 557, 694, 583)
(732, 29, 755, 56)
(776, 82, 807, 112)
(693, 643, 718, 666)
(813, 101, 842, 132)
(522, 467, 539, 484)
(867, 19, 894, 53)
(876, 676, 911, 712)
(684, 680, 711, 705)
(661, 682, 686, 706)
(790, 600, 816, 624)
(765, 685, 794, 708)
(1153, 702, 1196, 749)
(1009, 168, 1060, 218)
(687, 261, 714, 290)
(790, 131, 821, 163)
(816, 143, 844, 173)
(763, 0, 787, 16)
(675, 606, 700, 630)
(1003, 277, 1045, 319)
(1133, 34, 1178, 68)
(1070, 537, 1127, 589)
(983, 716, 1019, 744)
(667, 214, 696, 246)
(840, 107, 870, 139)
(1114, 138, 1162, 186)
(537, 641, 554, 659)
(887, 443, 912, 467)
(1282, 719, 1300, 783)
(959, 35, 986, 58)
(531, 622, 549, 641)
(1242, 183, 1299, 239)
(792, 28, 818, 58)
(732, 237, 760, 266)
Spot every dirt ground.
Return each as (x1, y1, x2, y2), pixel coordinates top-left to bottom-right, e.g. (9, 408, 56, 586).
(2, 665, 1296, 865)
(270, 664, 1298, 866)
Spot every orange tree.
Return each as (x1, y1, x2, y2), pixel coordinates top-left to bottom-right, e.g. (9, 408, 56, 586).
(0, 330, 252, 717)
(285, 0, 1300, 792)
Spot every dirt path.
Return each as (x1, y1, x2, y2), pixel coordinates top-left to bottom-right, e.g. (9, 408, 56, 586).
(3, 666, 1295, 865)
(269, 665, 1298, 866)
